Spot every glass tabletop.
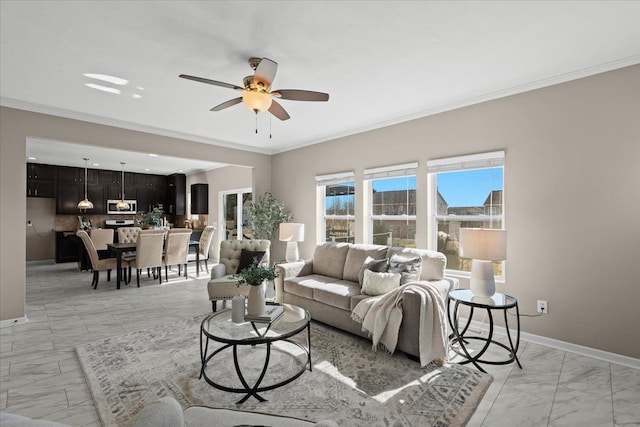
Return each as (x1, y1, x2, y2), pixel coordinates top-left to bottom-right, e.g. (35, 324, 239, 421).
(201, 303, 309, 344)
(449, 289, 517, 309)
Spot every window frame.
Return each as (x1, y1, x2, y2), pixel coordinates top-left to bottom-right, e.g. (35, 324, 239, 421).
(364, 162, 418, 247)
(316, 171, 356, 245)
(427, 151, 505, 278)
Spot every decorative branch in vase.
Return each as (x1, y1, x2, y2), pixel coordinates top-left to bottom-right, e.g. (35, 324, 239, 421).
(233, 259, 279, 316)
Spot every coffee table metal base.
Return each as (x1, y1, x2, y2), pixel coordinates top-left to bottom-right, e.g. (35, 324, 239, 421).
(199, 321, 311, 404)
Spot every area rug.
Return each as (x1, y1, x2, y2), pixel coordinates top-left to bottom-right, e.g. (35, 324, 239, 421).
(76, 315, 492, 426)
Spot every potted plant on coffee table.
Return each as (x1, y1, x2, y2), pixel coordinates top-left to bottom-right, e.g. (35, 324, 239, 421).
(234, 259, 278, 316)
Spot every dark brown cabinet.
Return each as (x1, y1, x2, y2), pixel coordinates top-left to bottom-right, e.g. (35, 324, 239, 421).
(57, 184, 82, 214)
(190, 183, 209, 214)
(166, 173, 186, 215)
(27, 163, 56, 198)
(57, 166, 82, 183)
(86, 185, 105, 214)
(137, 173, 166, 213)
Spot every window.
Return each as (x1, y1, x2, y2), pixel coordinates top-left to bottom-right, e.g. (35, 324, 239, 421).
(316, 172, 355, 244)
(427, 151, 504, 276)
(219, 188, 252, 240)
(365, 163, 417, 248)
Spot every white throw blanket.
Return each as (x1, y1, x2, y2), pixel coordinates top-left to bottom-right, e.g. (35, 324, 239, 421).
(351, 282, 447, 367)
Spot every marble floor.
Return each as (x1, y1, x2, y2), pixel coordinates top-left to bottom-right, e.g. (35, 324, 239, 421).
(1, 262, 639, 426)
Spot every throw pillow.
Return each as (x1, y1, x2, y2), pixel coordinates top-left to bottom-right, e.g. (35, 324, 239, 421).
(237, 249, 266, 272)
(358, 256, 389, 285)
(361, 269, 401, 296)
(387, 254, 421, 285)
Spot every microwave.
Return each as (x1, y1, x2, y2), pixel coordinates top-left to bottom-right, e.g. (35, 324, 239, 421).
(107, 200, 137, 214)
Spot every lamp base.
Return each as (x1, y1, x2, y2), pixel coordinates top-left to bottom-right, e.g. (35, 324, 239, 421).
(285, 241, 299, 263)
(469, 259, 496, 297)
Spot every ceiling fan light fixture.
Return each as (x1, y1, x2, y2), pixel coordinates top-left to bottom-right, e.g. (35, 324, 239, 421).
(242, 90, 272, 112)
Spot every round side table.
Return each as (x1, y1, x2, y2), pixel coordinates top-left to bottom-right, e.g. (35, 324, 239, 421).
(447, 289, 522, 373)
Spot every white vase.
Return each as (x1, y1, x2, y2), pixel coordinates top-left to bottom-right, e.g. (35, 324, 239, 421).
(231, 295, 245, 323)
(247, 282, 266, 316)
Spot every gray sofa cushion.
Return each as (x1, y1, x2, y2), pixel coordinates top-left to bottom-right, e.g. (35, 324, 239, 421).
(285, 274, 360, 310)
(357, 257, 388, 285)
(387, 247, 446, 281)
(312, 242, 350, 279)
(342, 244, 388, 283)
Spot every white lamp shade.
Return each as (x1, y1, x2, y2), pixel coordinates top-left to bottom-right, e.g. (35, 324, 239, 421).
(279, 223, 305, 242)
(460, 228, 507, 261)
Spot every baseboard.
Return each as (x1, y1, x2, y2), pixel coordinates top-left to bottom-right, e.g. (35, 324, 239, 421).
(26, 259, 56, 266)
(461, 318, 640, 370)
(0, 316, 28, 328)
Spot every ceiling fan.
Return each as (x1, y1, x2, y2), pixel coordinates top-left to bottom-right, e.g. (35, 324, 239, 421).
(179, 57, 329, 121)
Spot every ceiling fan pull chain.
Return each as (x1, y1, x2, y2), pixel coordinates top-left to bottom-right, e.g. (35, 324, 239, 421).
(255, 111, 258, 134)
(269, 113, 272, 139)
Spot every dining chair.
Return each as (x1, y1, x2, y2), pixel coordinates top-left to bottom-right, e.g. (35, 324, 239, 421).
(187, 225, 216, 273)
(117, 226, 142, 244)
(162, 228, 192, 281)
(89, 228, 114, 259)
(125, 229, 166, 287)
(77, 230, 128, 289)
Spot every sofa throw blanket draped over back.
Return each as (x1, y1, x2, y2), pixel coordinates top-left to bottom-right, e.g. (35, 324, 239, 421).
(351, 282, 447, 367)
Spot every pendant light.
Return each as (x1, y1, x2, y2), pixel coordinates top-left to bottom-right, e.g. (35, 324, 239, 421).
(115, 162, 130, 210)
(77, 158, 94, 209)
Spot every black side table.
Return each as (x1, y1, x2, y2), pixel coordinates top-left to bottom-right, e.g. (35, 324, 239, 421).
(447, 289, 522, 373)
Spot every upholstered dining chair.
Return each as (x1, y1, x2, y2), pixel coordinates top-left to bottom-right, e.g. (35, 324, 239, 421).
(125, 229, 166, 287)
(187, 225, 216, 273)
(76, 230, 128, 289)
(117, 226, 142, 244)
(89, 228, 114, 259)
(162, 228, 192, 281)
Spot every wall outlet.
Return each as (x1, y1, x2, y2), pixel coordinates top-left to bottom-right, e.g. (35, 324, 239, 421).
(537, 300, 548, 314)
(27, 220, 32, 227)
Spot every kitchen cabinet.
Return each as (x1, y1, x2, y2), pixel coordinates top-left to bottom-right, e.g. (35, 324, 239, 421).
(137, 174, 166, 213)
(86, 185, 106, 214)
(27, 163, 56, 181)
(57, 166, 82, 183)
(27, 163, 56, 198)
(190, 183, 209, 214)
(27, 180, 56, 198)
(166, 173, 186, 215)
(56, 184, 82, 214)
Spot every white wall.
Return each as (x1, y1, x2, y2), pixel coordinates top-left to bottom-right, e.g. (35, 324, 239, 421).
(270, 65, 640, 358)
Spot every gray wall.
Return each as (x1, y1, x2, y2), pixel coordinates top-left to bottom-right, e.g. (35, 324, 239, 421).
(270, 65, 640, 358)
(0, 107, 271, 323)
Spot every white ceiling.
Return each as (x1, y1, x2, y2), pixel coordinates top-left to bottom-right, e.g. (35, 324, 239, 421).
(2, 1, 640, 167)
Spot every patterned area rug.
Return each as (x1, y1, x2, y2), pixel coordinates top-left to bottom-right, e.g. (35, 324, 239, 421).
(76, 315, 492, 426)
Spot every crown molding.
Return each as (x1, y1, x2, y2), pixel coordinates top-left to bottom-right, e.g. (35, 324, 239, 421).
(0, 97, 274, 155)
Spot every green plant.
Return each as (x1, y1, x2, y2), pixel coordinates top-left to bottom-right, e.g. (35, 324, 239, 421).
(136, 204, 164, 227)
(233, 258, 279, 286)
(248, 192, 292, 241)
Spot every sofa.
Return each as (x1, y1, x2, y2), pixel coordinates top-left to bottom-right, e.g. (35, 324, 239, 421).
(1, 397, 337, 427)
(274, 242, 459, 360)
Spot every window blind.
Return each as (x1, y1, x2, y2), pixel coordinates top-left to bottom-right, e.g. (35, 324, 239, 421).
(363, 162, 418, 180)
(427, 151, 504, 173)
(315, 171, 355, 186)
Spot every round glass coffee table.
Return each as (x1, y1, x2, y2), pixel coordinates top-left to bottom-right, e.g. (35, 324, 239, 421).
(199, 303, 311, 404)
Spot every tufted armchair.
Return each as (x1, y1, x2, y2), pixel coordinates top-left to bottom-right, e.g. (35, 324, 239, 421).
(207, 239, 271, 311)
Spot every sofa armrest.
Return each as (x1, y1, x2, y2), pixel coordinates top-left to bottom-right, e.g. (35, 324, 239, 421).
(210, 263, 227, 280)
(274, 260, 313, 303)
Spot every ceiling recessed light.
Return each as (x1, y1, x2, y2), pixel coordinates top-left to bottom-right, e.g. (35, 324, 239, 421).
(144, 168, 150, 171)
(136, 86, 144, 91)
(132, 93, 142, 99)
(83, 73, 128, 86)
(149, 153, 158, 157)
(27, 156, 36, 160)
(85, 83, 121, 95)
(92, 163, 99, 166)
(178, 169, 184, 173)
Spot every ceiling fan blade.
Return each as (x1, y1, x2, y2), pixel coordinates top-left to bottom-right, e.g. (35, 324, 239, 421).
(268, 100, 290, 121)
(253, 58, 278, 89)
(179, 74, 242, 90)
(210, 97, 243, 111)
(272, 89, 329, 102)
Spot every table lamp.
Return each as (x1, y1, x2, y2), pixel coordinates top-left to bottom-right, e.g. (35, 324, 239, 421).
(279, 223, 304, 262)
(459, 228, 507, 297)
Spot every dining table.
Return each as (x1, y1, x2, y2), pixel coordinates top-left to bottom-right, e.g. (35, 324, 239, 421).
(107, 240, 200, 289)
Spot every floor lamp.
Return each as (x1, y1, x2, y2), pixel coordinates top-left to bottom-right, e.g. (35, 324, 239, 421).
(279, 223, 304, 262)
(459, 228, 507, 298)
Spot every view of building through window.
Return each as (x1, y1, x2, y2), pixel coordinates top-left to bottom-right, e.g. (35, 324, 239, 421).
(324, 182, 355, 243)
(224, 190, 252, 240)
(371, 176, 416, 247)
(435, 167, 503, 275)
